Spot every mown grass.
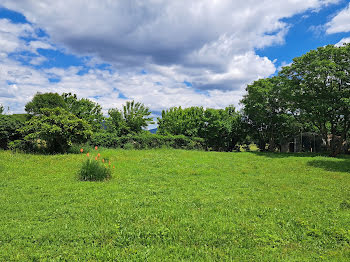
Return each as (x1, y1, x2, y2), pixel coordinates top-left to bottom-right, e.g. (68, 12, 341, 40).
(0, 149, 349, 261)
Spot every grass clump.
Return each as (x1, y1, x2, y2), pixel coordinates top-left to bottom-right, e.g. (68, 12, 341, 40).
(78, 158, 112, 181)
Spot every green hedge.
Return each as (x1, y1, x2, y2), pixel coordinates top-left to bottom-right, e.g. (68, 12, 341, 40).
(0, 115, 24, 149)
(90, 132, 205, 150)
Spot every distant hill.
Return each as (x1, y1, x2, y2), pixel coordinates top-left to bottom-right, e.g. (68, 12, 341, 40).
(149, 128, 157, 134)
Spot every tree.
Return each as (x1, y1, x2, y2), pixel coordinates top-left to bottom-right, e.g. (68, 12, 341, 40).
(25, 92, 67, 115)
(107, 101, 154, 135)
(0, 104, 4, 114)
(241, 77, 300, 152)
(106, 108, 129, 135)
(280, 44, 350, 156)
(157, 107, 206, 137)
(62, 93, 104, 131)
(0, 115, 24, 149)
(158, 106, 243, 151)
(20, 107, 92, 153)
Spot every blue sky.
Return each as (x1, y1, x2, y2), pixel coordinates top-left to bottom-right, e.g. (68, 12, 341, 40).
(0, 0, 350, 116)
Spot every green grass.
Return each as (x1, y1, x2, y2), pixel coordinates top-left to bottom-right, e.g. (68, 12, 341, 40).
(0, 149, 349, 261)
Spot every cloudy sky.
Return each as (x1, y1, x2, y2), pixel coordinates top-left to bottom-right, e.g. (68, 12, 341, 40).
(1, 0, 350, 121)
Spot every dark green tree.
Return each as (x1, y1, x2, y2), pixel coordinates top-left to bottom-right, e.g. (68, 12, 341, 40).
(0, 115, 24, 149)
(241, 76, 299, 152)
(25, 92, 67, 115)
(280, 44, 350, 156)
(20, 107, 92, 153)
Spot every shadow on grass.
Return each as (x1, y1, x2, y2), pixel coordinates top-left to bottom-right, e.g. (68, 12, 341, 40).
(307, 159, 350, 173)
(249, 151, 330, 159)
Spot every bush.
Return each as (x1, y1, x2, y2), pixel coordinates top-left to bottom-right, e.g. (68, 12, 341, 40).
(20, 107, 92, 153)
(78, 158, 112, 181)
(0, 115, 24, 149)
(90, 132, 205, 150)
(68, 144, 95, 154)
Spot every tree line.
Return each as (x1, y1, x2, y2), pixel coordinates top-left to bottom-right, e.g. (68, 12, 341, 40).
(0, 44, 349, 156)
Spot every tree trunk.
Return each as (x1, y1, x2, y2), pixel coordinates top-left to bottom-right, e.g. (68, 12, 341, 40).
(329, 134, 345, 157)
(268, 137, 276, 152)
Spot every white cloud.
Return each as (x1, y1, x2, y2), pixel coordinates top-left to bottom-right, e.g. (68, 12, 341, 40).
(0, 18, 33, 55)
(326, 3, 350, 34)
(335, 36, 350, 46)
(0, 0, 341, 114)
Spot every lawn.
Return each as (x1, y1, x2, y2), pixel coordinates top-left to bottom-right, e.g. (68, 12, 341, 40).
(0, 149, 349, 261)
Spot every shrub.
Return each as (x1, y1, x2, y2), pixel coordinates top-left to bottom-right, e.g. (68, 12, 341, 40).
(90, 132, 205, 150)
(0, 115, 24, 149)
(78, 158, 112, 181)
(20, 107, 92, 153)
(68, 144, 95, 154)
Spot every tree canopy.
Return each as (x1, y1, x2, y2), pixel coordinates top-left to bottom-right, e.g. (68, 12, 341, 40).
(20, 107, 92, 153)
(25, 92, 67, 115)
(280, 44, 350, 156)
(107, 100, 154, 135)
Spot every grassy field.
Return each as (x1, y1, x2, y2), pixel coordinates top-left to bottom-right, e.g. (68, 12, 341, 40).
(0, 149, 349, 261)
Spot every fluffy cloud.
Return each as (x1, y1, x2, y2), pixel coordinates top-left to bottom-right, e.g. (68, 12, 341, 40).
(335, 37, 350, 46)
(0, 0, 340, 115)
(326, 3, 350, 34)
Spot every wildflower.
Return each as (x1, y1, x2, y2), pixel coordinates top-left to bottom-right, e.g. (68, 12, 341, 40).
(113, 166, 115, 169)
(109, 161, 111, 165)
(86, 153, 90, 157)
(95, 146, 98, 150)
(97, 153, 101, 158)
(80, 148, 83, 153)
(102, 159, 105, 163)
(95, 157, 98, 161)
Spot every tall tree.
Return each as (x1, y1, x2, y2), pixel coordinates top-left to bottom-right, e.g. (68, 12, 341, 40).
(280, 44, 350, 156)
(25, 92, 67, 115)
(62, 93, 104, 131)
(107, 101, 154, 135)
(241, 76, 299, 152)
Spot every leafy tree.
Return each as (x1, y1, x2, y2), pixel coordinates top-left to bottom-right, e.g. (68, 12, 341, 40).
(0, 104, 4, 114)
(62, 93, 104, 131)
(0, 115, 24, 149)
(106, 108, 128, 135)
(157, 107, 206, 137)
(107, 101, 154, 135)
(20, 107, 92, 153)
(158, 106, 243, 151)
(280, 44, 350, 156)
(25, 92, 67, 115)
(241, 77, 300, 152)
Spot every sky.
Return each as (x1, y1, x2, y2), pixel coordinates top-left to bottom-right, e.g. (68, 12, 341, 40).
(0, 0, 350, 124)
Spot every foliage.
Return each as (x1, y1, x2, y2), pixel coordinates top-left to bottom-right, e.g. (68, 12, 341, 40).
(0, 115, 24, 149)
(62, 93, 104, 131)
(1, 149, 349, 260)
(90, 132, 205, 150)
(158, 106, 243, 151)
(241, 77, 300, 152)
(20, 107, 92, 153)
(280, 44, 350, 156)
(25, 92, 67, 115)
(106, 108, 129, 135)
(10, 114, 28, 123)
(107, 100, 154, 135)
(78, 158, 112, 181)
(0, 104, 3, 114)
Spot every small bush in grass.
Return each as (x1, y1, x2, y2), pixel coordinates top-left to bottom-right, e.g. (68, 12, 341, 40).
(78, 159, 111, 181)
(78, 147, 113, 181)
